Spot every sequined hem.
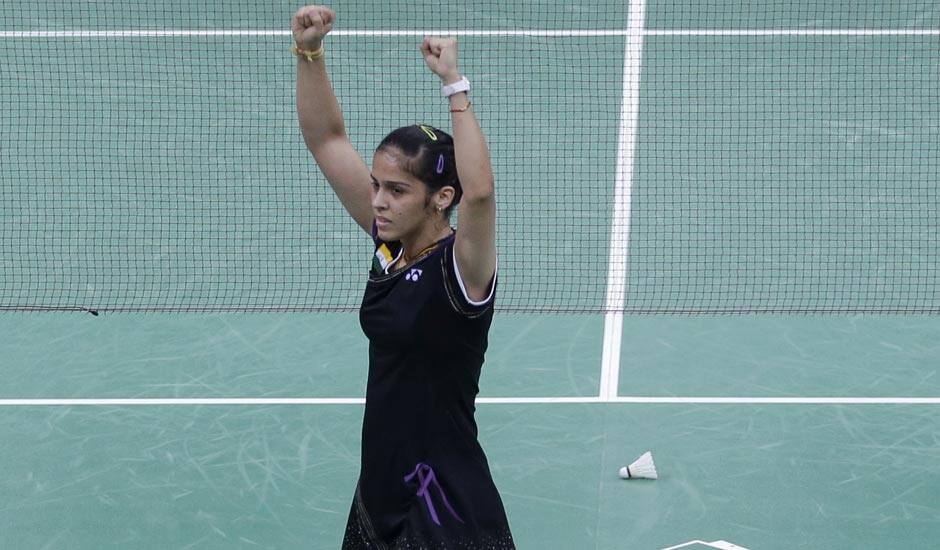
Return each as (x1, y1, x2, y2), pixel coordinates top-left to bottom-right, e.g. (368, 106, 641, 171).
(342, 495, 516, 550)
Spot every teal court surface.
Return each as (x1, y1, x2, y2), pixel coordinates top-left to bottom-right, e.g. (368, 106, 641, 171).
(3, 315, 940, 549)
(2, 1, 940, 549)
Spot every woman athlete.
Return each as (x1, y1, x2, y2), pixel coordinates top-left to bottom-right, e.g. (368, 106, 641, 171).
(292, 5, 515, 549)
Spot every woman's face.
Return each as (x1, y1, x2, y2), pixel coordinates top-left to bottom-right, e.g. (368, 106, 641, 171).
(371, 148, 437, 242)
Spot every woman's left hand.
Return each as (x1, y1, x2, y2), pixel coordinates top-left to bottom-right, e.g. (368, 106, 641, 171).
(421, 37, 461, 84)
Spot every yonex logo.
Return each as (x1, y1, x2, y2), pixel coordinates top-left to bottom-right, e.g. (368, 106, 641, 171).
(405, 268, 423, 282)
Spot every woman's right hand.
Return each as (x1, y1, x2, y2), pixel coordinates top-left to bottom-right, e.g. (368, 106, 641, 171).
(291, 5, 335, 51)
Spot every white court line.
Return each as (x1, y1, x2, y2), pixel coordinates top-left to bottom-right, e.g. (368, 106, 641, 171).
(0, 397, 599, 406)
(662, 542, 712, 550)
(0, 397, 939, 406)
(0, 30, 622, 38)
(611, 397, 940, 404)
(1, 29, 937, 38)
(647, 29, 940, 36)
(599, 0, 646, 401)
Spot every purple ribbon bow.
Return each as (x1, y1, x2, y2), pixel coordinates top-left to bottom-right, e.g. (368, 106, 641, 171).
(403, 463, 464, 526)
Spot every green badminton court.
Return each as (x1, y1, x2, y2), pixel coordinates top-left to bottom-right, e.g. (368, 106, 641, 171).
(2, 1, 939, 549)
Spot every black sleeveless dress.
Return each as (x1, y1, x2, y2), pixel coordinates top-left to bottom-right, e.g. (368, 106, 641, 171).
(341, 224, 515, 549)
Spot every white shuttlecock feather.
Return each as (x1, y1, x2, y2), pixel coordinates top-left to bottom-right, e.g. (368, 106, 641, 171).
(619, 451, 658, 480)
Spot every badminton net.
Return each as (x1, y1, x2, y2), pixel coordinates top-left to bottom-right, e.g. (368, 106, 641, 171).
(1, 1, 938, 313)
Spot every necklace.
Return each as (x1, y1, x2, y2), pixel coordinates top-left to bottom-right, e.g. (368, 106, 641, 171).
(399, 228, 454, 266)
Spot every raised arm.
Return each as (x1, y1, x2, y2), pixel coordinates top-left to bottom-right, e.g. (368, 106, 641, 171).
(421, 38, 497, 302)
(293, 5, 372, 233)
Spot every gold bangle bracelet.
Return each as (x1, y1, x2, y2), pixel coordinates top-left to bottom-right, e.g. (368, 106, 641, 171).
(450, 100, 472, 113)
(291, 44, 325, 61)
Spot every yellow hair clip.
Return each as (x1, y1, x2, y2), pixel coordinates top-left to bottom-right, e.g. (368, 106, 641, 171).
(419, 125, 438, 141)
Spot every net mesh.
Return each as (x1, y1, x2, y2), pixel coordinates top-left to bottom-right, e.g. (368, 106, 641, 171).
(1, 1, 938, 313)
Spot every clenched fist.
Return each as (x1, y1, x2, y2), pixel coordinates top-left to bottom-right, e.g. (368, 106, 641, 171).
(421, 37, 461, 84)
(291, 5, 335, 51)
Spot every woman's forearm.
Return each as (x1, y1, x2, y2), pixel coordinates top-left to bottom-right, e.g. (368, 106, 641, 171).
(448, 90, 494, 201)
(296, 54, 347, 147)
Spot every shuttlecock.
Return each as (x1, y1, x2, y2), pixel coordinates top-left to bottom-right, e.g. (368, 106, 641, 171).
(619, 451, 657, 480)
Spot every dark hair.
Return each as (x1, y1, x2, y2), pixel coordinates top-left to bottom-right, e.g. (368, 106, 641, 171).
(376, 124, 462, 217)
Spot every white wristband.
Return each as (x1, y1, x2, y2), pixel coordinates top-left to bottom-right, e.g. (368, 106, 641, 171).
(441, 76, 471, 98)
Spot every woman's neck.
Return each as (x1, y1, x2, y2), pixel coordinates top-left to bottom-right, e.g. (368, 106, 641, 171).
(400, 223, 453, 263)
